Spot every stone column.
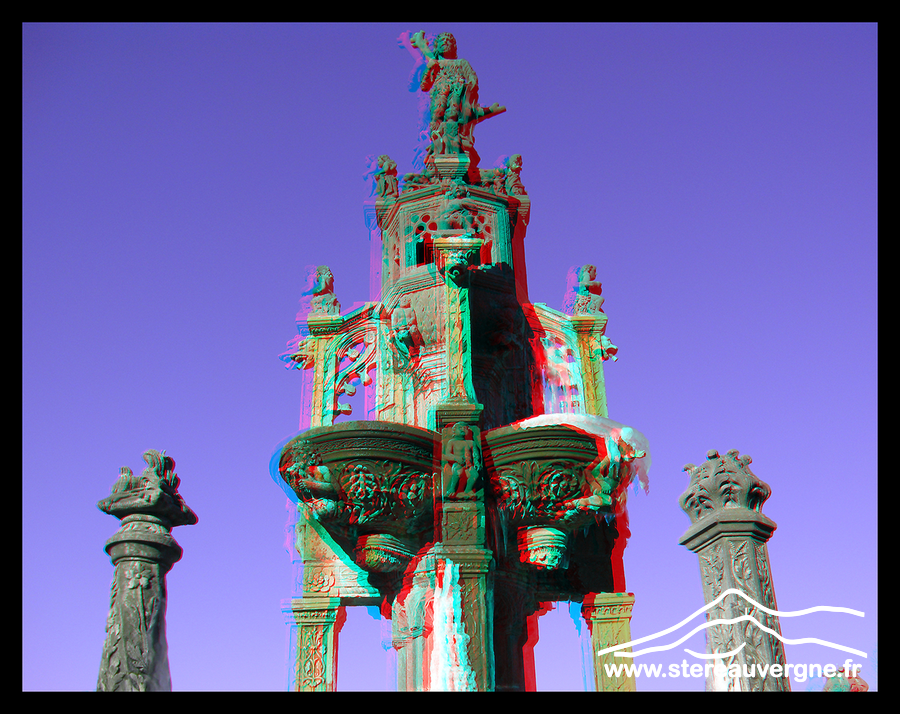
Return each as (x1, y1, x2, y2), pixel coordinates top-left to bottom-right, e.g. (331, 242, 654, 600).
(427, 421, 494, 690)
(493, 570, 538, 691)
(571, 314, 610, 417)
(306, 314, 342, 428)
(96, 450, 197, 692)
(288, 597, 345, 691)
(678, 449, 789, 691)
(432, 233, 484, 429)
(582, 592, 637, 691)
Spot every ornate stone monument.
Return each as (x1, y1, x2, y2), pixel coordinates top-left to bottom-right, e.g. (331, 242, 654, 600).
(678, 449, 789, 691)
(96, 449, 197, 691)
(275, 31, 649, 691)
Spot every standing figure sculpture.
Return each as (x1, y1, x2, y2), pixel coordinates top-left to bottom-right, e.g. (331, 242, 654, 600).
(390, 296, 421, 368)
(406, 31, 505, 167)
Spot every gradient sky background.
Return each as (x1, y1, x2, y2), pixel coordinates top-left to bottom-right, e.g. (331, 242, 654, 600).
(23, 23, 877, 691)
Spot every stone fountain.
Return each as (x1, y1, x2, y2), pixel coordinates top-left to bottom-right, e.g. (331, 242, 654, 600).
(274, 30, 649, 691)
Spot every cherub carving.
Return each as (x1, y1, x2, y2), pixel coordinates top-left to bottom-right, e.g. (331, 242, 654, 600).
(285, 445, 338, 520)
(436, 181, 480, 233)
(441, 422, 482, 499)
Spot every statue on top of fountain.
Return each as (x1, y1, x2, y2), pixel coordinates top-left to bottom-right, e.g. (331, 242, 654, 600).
(399, 31, 506, 186)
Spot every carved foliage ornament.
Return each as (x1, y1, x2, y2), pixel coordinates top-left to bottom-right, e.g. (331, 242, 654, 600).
(679, 449, 771, 523)
(282, 440, 433, 537)
(98, 449, 197, 527)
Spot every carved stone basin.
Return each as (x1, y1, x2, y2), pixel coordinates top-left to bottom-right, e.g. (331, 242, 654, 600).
(483, 416, 647, 570)
(483, 422, 600, 569)
(279, 420, 440, 573)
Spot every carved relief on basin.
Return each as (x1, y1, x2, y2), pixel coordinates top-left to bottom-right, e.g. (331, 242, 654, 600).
(279, 420, 439, 573)
(483, 417, 644, 570)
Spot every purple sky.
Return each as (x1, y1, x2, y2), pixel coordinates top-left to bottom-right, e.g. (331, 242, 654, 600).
(23, 23, 877, 691)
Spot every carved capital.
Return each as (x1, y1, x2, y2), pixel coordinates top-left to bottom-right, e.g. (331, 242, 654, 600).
(679, 449, 776, 550)
(98, 449, 197, 527)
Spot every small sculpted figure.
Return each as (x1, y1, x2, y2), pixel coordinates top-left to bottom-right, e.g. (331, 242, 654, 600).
(562, 434, 646, 515)
(374, 154, 399, 198)
(390, 296, 421, 367)
(306, 265, 341, 316)
(432, 118, 463, 156)
(563, 264, 605, 315)
(595, 333, 618, 362)
(503, 154, 526, 196)
(285, 446, 337, 520)
(442, 422, 481, 499)
(478, 167, 506, 195)
(436, 181, 480, 233)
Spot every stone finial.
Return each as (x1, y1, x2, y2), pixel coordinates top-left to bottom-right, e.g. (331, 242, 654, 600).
(678, 448, 771, 526)
(98, 449, 197, 527)
(677, 450, 787, 690)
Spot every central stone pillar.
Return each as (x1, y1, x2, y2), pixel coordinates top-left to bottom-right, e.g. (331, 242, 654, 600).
(431, 508, 493, 689)
(432, 232, 484, 430)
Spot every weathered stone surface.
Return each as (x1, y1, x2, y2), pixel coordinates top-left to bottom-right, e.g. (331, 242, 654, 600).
(679, 449, 789, 692)
(275, 31, 650, 691)
(96, 450, 196, 692)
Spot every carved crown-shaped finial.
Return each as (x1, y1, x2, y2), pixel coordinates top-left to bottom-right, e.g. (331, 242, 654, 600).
(678, 448, 771, 524)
